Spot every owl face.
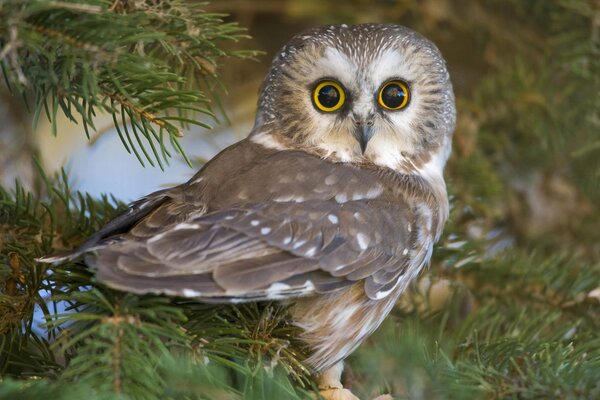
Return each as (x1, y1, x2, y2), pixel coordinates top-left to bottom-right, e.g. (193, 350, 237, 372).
(255, 24, 456, 174)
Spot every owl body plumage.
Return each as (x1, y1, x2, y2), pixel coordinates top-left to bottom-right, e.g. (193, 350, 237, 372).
(40, 23, 455, 376)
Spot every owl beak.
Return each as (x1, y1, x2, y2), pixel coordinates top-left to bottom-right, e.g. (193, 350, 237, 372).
(353, 120, 374, 154)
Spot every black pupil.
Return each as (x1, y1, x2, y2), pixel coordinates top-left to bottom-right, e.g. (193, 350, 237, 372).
(318, 85, 340, 108)
(382, 84, 406, 108)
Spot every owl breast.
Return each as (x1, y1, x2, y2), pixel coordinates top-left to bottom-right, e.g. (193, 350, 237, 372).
(291, 284, 395, 371)
(291, 201, 436, 372)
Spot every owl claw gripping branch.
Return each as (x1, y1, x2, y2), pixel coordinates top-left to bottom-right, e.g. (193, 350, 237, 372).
(39, 23, 456, 399)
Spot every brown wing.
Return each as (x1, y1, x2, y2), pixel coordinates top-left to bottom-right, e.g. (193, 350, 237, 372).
(42, 138, 423, 302)
(92, 198, 415, 301)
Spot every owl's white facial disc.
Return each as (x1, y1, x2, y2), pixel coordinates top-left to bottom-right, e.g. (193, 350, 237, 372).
(253, 24, 456, 175)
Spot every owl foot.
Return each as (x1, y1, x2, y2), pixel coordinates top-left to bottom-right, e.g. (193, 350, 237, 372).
(315, 362, 359, 400)
(316, 387, 360, 400)
(315, 363, 393, 400)
(315, 388, 393, 400)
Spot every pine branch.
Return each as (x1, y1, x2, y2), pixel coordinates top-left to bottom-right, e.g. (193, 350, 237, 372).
(0, 0, 260, 169)
(348, 250, 600, 399)
(48, 290, 188, 399)
(0, 171, 314, 398)
(0, 168, 124, 377)
(183, 302, 312, 386)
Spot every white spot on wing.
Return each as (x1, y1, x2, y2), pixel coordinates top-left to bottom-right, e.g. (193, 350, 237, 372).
(356, 233, 370, 250)
(293, 240, 307, 249)
(250, 220, 260, 226)
(325, 175, 338, 185)
(305, 247, 318, 257)
(147, 232, 166, 243)
(274, 195, 305, 203)
(374, 286, 394, 300)
(365, 186, 383, 198)
(335, 193, 348, 203)
(351, 186, 383, 200)
(334, 264, 346, 271)
(328, 214, 339, 224)
(267, 282, 291, 293)
(182, 288, 203, 297)
(273, 195, 293, 202)
(261, 227, 271, 235)
(173, 223, 200, 230)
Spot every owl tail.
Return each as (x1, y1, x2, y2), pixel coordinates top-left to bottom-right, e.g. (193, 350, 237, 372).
(36, 190, 171, 265)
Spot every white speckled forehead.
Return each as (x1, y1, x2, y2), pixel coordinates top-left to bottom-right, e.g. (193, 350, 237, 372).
(310, 47, 357, 85)
(299, 33, 428, 88)
(370, 48, 419, 84)
(310, 46, 420, 89)
(257, 23, 450, 110)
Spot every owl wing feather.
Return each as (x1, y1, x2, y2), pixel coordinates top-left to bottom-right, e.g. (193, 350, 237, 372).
(42, 140, 421, 301)
(92, 198, 414, 301)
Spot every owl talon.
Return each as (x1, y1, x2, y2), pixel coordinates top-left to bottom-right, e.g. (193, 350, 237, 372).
(315, 387, 361, 400)
(315, 388, 395, 400)
(314, 388, 394, 400)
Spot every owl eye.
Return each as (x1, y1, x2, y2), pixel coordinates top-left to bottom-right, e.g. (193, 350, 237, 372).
(312, 81, 346, 112)
(378, 80, 410, 110)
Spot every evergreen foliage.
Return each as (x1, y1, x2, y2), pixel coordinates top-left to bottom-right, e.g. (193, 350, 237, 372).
(0, 0, 258, 168)
(1, 1, 599, 399)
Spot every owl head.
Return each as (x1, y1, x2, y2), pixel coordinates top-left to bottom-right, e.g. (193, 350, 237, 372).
(253, 23, 456, 178)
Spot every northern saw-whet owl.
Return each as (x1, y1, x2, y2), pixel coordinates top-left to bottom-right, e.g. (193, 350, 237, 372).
(40, 23, 456, 399)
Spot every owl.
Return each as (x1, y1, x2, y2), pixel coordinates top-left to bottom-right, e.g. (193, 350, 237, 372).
(40, 24, 455, 399)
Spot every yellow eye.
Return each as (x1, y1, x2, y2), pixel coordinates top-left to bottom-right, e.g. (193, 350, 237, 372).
(378, 80, 410, 110)
(312, 81, 345, 112)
